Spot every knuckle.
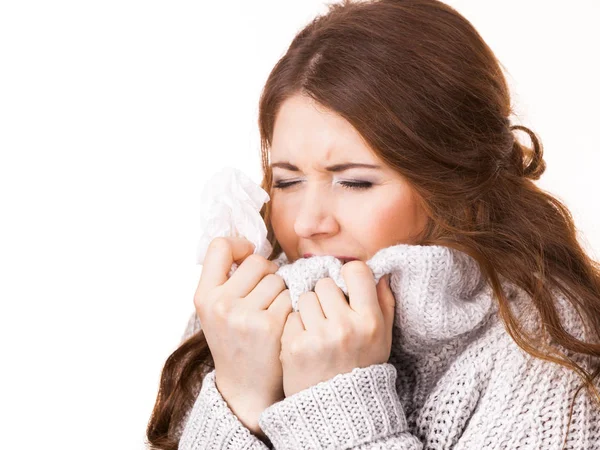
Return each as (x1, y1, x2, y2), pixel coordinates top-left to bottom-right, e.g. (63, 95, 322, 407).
(341, 260, 369, 277)
(226, 309, 248, 331)
(256, 318, 275, 335)
(212, 299, 229, 319)
(310, 335, 325, 353)
(193, 290, 203, 309)
(289, 340, 304, 357)
(245, 254, 273, 272)
(331, 325, 350, 344)
(315, 277, 334, 290)
(245, 253, 263, 265)
(207, 237, 230, 255)
(361, 320, 379, 339)
(194, 288, 217, 316)
(264, 273, 286, 290)
(275, 288, 291, 306)
(193, 296, 205, 317)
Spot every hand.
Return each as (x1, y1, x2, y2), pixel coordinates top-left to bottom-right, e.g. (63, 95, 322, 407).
(280, 261, 395, 397)
(193, 237, 292, 437)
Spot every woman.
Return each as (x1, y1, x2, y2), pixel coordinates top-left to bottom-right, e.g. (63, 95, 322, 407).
(147, 0, 600, 448)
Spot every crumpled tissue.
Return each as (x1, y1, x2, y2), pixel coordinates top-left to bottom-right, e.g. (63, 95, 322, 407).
(196, 166, 272, 276)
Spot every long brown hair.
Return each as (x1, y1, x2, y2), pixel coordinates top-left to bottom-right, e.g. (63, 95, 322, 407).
(146, 1, 600, 448)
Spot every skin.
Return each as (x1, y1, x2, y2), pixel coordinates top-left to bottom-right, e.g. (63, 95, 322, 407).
(269, 93, 429, 263)
(195, 94, 429, 438)
(194, 237, 291, 440)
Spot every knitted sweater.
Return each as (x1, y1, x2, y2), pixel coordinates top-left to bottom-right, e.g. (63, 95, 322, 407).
(176, 244, 600, 449)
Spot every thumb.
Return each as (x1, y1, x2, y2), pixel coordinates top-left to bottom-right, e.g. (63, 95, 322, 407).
(376, 274, 396, 333)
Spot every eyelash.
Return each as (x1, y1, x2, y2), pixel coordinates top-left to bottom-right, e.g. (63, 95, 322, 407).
(273, 180, 373, 190)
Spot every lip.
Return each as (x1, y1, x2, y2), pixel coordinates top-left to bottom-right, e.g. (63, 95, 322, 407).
(303, 253, 358, 263)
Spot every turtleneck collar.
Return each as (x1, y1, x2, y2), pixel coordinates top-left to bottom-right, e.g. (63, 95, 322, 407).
(272, 244, 500, 350)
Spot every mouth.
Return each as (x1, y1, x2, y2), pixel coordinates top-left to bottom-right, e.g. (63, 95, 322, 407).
(303, 253, 358, 264)
(337, 257, 358, 264)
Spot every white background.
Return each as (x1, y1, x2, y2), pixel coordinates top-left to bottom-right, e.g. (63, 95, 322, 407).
(0, 1, 598, 448)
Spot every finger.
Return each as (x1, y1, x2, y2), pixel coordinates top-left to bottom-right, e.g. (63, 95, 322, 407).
(376, 274, 396, 333)
(313, 277, 350, 320)
(267, 289, 293, 323)
(281, 311, 305, 348)
(297, 291, 326, 330)
(244, 273, 287, 310)
(341, 261, 380, 318)
(198, 237, 255, 293)
(222, 253, 279, 299)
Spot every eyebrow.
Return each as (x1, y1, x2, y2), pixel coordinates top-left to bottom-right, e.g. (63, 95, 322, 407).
(270, 162, 381, 172)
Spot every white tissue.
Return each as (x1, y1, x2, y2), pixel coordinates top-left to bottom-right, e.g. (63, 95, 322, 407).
(195, 166, 273, 267)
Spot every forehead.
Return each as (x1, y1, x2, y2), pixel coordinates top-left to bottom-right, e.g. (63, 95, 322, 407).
(271, 94, 378, 164)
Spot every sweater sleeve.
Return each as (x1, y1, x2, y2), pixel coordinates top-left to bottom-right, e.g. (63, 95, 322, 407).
(259, 347, 600, 449)
(178, 370, 272, 450)
(177, 311, 272, 449)
(258, 363, 424, 449)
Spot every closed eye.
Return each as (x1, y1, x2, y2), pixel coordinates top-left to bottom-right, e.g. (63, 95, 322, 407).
(273, 180, 373, 190)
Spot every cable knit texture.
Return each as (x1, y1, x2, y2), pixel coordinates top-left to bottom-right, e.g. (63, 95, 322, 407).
(177, 244, 600, 449)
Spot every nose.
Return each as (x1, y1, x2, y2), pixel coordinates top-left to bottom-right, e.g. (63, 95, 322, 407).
(293, 183, 339, 238)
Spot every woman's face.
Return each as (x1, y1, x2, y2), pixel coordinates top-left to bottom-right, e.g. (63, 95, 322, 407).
(269, 94, 428, 263)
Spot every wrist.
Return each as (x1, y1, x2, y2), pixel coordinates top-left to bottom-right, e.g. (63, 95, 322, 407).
(228, 401, 268, 437)
(214, 375, 282, 436)
(220, 390, 278, 437)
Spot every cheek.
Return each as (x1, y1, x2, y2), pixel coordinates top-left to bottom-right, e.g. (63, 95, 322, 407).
(269, 196, 294, 240)
(358, 190, 426, 245)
